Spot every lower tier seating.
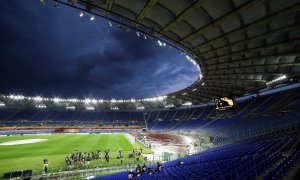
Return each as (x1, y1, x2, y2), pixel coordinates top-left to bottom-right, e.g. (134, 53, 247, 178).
(93, 133, 300, 180)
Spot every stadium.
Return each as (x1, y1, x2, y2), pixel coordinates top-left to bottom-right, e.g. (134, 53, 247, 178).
(0, 0, 300, 179)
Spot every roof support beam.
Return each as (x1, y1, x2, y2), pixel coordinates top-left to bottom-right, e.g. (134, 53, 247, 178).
(207, 63, 300, 72)
(200, 23, 300, 56)
(206, 50, 300, 67)
(205, 76, 266, 83)
(179, 0, 264, 43)
(136, 0, 158, 23)
(202, 38, 300, 61)
(207, 72, 294, 76)
(105, 0, 113, 11)
(197, 85, 245, 92)
(191, 3, 300, 50)
(159, 0, 206, 33)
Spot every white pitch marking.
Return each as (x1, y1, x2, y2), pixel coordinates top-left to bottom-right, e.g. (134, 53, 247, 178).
(0, 139, 48, 146)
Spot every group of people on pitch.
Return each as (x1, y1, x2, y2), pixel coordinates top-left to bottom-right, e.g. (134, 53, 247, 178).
(128, 162, 162, 178)
(64, 150, 111, 169)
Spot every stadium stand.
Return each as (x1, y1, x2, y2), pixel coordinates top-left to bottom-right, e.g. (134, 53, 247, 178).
(1, 0, 300, 179)
(94, 133, 300, 180)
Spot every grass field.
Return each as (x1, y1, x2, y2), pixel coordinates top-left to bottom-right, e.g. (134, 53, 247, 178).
(0, 134, 153, 177)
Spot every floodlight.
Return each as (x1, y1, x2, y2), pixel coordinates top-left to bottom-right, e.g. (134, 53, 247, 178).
(34, 96, 43, 101)
(79, 11, 84, 17)
(90, 16, 94, 21)
(53, 97, 60, 103)
(157, 40, 162, 46)
(84, 98, 91, 104)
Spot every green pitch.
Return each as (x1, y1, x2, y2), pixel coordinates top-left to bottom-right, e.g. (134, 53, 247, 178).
(0, 134, 153, 177)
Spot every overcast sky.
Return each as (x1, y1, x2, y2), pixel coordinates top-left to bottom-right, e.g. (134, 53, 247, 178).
(0, 0, 198, 99)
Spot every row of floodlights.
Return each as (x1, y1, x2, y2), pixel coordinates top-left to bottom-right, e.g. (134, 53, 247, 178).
(266, 75, 287, 86)
(6, 95, 168, 104)
(35, 104, 46, 109)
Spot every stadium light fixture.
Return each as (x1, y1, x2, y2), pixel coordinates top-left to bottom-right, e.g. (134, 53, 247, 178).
(137, 106, 145, 110)
(33, 96, 43, 101)
(157, 40, 162, 46)
(90, 16, 94, 21)
(111, 106, 119, 110)
(165, 104, 174, 108)
(182, 102, 192, 106)
(266, 75, 287, 86)
(91, 99, 97, 104)
(53, 97, 60, 103)
(84, 98, 91, 104)
(0, 102, 5, 107)
(136, 32, 140, 37)
(98, 99, 104, 103)
(79, 11, 84, 17)
(86, 106, 95, 110)
(192, 88, 197, 92)
(66, 106, 75, 110)
(35, 104, 46, 109)
(110, 99, 116, 103)
(202, 82, 205, 86)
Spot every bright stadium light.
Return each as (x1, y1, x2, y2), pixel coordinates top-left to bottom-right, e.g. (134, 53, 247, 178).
(136, 32, 140, 37)
(84, 98, 91, 104)
(91, 99, 97, 104)
(182, 102, 192, 106)
(35, 104, 46, 109)
(137, 106, 144, 110)
(98, 99, 104, 103)
(266, 75, 287, 86)
(192, 88, 197, 92)
(33, 96, 43, 101)
(157, 40, 162, 46)
(108, 21, 112, 27)
(53, 97, 60, 103)
(86, 106, 95, 110)
(90, 16, 94, 21)
(0, 102, 5, 107)
(79, 11, 84, 17)
(111, 99, 116, 103)
(165, 104, 174, 108)
(111, 106, 119, 110)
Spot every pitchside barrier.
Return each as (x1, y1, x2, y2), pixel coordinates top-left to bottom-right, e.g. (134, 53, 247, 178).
(2, 158, 159, 180)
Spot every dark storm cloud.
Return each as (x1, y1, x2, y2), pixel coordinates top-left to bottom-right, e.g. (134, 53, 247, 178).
(0, 0, 198, 99)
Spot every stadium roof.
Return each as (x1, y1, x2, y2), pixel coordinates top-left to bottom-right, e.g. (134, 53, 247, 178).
(2, 0, 300, 110)
(51, 0, 300, 104)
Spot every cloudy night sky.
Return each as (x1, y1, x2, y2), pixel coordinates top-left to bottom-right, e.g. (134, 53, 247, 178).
(0, 0, 198, 99)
